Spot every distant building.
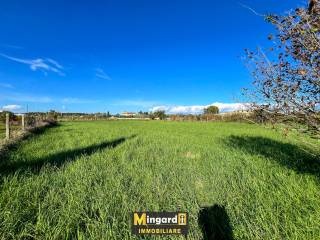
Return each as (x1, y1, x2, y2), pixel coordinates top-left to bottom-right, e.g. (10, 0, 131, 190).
(120, 112, 137, 117)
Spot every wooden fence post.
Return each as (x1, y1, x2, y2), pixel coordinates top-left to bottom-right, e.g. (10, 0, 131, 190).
(22, 114, 25, 131)
(6, 113, 10, 140)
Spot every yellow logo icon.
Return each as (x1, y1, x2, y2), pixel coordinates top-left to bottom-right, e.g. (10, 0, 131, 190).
(178, 213, 187, 225)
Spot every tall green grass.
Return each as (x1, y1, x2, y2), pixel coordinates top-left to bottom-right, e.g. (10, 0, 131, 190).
(0, 121, 319, 239)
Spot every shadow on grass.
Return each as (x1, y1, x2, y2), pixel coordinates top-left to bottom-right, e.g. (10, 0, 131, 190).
(198, 204, 234, 240)
(0, 134, 136, 176)
(224, 135, 320, 179)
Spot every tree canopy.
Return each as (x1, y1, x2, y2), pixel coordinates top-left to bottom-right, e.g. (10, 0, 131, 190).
(204, 106, 219, 115)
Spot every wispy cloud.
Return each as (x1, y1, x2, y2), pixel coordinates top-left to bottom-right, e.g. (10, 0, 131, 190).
(0, 82, 14, 88)
(151, 102, 249, 114)
(0, 53, 65, 76)
(95, 68, 112, 80)
(2, 104, 22, 111)
(0, 94, 54, 103)
(0, 93, 99, 105)
(46, 58, 63, 69)
(0, 44, 24, 50)
(61, 98, 99, 104)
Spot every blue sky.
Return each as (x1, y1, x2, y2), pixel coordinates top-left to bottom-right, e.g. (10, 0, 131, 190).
(0, 0, 305, 114)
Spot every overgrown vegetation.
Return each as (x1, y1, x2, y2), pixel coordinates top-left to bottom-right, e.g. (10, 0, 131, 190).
(0, 121, 319, 239)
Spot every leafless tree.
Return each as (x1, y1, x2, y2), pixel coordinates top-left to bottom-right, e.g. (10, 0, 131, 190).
(243, 0, 320, 133)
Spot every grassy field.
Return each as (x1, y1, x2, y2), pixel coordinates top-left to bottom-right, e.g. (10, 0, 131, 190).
(0, 121, 319, 239)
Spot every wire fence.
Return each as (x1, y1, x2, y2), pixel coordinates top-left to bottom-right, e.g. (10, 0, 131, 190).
(0, 113, 55, 142)
(0, 113, 22, 141)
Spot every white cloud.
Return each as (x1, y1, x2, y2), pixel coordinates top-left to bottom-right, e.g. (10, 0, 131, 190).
(211, 102, 249, 112)
(0, 82, 13, 88)
(151, 105, 204, 114)
(2, 104, 22, 111)
(95, 68, 112, 80)
(151, 102, 249, 114)
(0, 53, 65, 76)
